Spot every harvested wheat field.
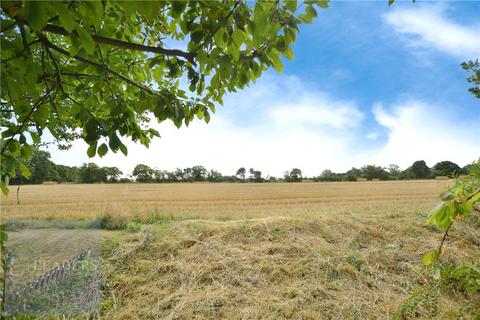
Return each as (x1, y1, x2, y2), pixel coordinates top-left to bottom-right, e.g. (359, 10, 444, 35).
(2, 181, 479, 319)
(2, 180, 450, 221)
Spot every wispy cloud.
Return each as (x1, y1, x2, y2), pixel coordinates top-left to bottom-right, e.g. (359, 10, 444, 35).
(383, 5, 480, 59)
(267, 95, 363, 129)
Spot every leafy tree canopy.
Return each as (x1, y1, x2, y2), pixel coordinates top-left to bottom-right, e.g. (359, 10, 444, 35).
(360, 165, 388, 181)
(432, 161, 462, 178)
(408, 160, 432, 179)
(236, 167, 246, 180)
(25, 149, 58, 184)
(284, 167, 302, 182)
(132, 163, 155, 182)
(79, 162, 106, 183)
(0, 0, 328, 194)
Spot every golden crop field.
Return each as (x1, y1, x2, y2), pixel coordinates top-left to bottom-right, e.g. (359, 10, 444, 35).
(2, 180, 450, 221)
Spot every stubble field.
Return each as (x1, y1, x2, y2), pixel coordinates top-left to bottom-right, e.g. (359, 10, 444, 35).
(2, 180, 479, 319)
(1, 180, 451, 222)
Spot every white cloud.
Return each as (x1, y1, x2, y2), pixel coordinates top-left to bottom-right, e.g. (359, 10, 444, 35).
(267, 96, 363, 129)
(48, 75, 479, 178)
(369, 100, 480, 168)
(383, 5, 480, 59)
(48, 75, 366, 177)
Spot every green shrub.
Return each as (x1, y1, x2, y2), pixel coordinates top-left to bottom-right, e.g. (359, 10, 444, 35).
(440, 263, 480, 298)
(146, 211, 175, 225)
(126, 221, 141, 233)
(394, 285, 439, 319)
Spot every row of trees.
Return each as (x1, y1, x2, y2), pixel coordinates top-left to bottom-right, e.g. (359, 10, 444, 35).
(10, 150, 124, 185)
(11, 150, 472, 185)
(314, 161, 470, 182)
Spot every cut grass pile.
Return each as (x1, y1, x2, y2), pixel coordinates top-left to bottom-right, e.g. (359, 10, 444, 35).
(103, 213, 479, 319)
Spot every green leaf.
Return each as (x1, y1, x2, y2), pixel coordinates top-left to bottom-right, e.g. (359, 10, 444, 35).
(84, 118, 98, 143)
(306, 5, 318, 18)
(204, 111, 210, 123)
(87, 141, 97, 158)
(232, 28, 245, 47)
(1, 176, 9, 196)
(98, 143, 108, 157)
(30, 132, 41, 144)
(283, 47, 294, 60)
(137, 1, 163, 20)
(426, 202, 454, 230)
(34, 105, 50, 127)
(299, 13, 313, 23)
(119, 143, 128, 156)
(171, 1, 186, 18)
(210, 73, 220, 89)
(317, 0, 330, 8)
(440, 191, 454, 201)
(229, 41, 240, 61)
(191, 30, 203, 43)
(271, 55, 283, 72)
(422, 250, 438, 266)
(77, 28, 96, 55)
(1, 157, 17, 174)
(109, 133, 121, 151)
(0, 225, 8, 244)
(57, 5, 76, 33)
(20, 144, 33, 158)
(214, 28, 226, 48)
(388, 0, 395, 6)
(69, 32, 81, 56)
(19, 162, 31, 179)
(119, 1, 138, 15)
(285, 0, 298, 12)
(22, 1, 49, 31)
(467, 189, 480, 204)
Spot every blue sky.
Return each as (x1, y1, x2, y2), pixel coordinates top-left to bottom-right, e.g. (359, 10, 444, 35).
(50, 1, 480, 177)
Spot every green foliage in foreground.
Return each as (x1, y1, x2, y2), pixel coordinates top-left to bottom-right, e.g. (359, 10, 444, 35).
(423, 161, 480, 266)
(461, 59, 480, 99)
(0, 0, 328, 194)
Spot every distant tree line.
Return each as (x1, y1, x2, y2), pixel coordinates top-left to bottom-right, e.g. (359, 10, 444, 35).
(313, 161, 471, 182)
(9, 150, 473, 185)
(10, 150, 125, 185)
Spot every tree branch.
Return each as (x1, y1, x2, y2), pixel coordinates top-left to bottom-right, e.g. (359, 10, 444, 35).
(41, 37, 165, 98)
(1, 21, 17, 33)
(41, 24, 196, 64)
(0, 87, 55, 156)
(1, 39, 41, 63)
(436, 221, 452, 258)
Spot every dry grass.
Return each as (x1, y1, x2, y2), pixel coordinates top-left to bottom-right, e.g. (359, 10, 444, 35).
(2, 180, 478, 319)
(1, 180, 450, 221)
(103, 214, 479, 319)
